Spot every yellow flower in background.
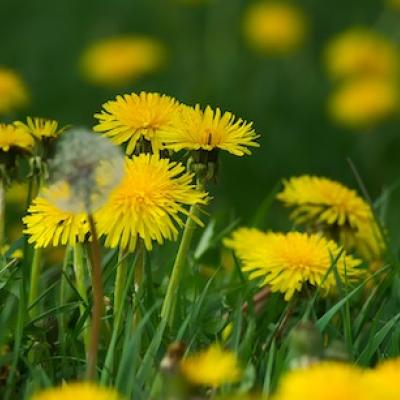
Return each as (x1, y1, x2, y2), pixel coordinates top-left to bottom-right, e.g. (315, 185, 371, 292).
(243, 2, 306, 54)
(31, 382, 123, 400)
(0, 123, 34, 152)
(387, 0, 400, 9)
(328, 78, 398, 128)
(23, 186, 90, 248)
(14, 117, 65, 140)
(0, 68, 29, 115)
(361, 358, 400, 400)
(96, 154, 207, 251)
(180, 344, 241, 387)
(94, 92, 180, 155)
(325, 29, 398, 81)
(159, 105, 259, 156)
(277, 175, 384, 261)
(80, 36, 165, 86)
(225, 229, 361, 300)
(272, 362, 364, 400)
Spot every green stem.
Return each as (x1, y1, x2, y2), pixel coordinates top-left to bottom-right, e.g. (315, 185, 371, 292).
(160, 202, 200, 328)
(132, 240, 145, 328)
(86, 214, 104, 380)
(28, 248, 43, 318)
(73, 242, 90, 354)
(0, 179, 5, 246)
(114, 247, 127, 322)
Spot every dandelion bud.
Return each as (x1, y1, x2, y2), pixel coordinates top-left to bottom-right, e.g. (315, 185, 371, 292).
(48, 128, 124, 213)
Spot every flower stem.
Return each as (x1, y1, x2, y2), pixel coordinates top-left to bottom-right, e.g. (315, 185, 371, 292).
(160, 202, 200, 328)
(86, 214, 104, 380)
(0, 179, 5, 246)
(114, 247, 127, 322)
(28, 248, 43, 318)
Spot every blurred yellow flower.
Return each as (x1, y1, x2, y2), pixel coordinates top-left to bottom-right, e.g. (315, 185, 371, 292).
(225, 229, 361, 300)
(180, 344, 241, 387)
(0, 68, 29, 115)
(0, 123, 34, 152)
(96, 154, 207, 251)
(31, 382, 123, 400)
(14, 117, 65, 140)
(325, 29, 398, 81)
(23, 186, 89, 248)
(328, 78, 398, 128)
(277, 175, 385, 261)
(94, 92, 180, 155)
(272, 362, 364, 400)
(80, 36, 165, 86)
(160, 104, 259, 156)
(243, 2, 306, 54)
(387, 0, 400, 8)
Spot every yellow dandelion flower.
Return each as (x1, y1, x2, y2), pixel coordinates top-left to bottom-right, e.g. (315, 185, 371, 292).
(273, 362, 364, 400)
(95, 154, 207, 251)
(328, 78, 398, 128)
(225, 229, 361, 300)
(31, 382, 123, 400)
(159, 104, 259, 156)
(0, 68, 29, 115)
(180, 344, 241, 387)
(277, 175, 384, 260)
(14, 117, 65, 140)
(361, 358, 400, 400)
(325, 29, 398, 81)
(94, 92, 180, 155)
(23, 185, 89, 248)
(0, 123, 34, 152)
(80, 36, 165, 86)
(243, 2, 306, 54)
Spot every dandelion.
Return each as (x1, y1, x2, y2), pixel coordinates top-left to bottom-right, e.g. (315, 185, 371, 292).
(277, 175, 384, 260)
(225, 229, 361, 300)
(159, 104, 259, 156)
(80, 36, 165, 86)
(23, 185, 89, 248)
(0, 123, 34, 153)
(272, 362, 364, 400)
(324, 29, 398, 81)
(243, 2, 306, 54)
(96, 153, 208, 251)
(180, 344, 241, 387)
(0, 68, 29, 115)
(94, 92, 180, 155)
(31, 382, 123, 400)
(14, 117, 65, 140)
(328, 78, 398, 128)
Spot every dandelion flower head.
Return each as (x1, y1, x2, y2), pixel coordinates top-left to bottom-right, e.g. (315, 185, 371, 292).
(243, 2, 306, 54)
(0, 68, 29, 115)
(225, 229, 361, 300)
(80, 36, 164, 86)
(31, 382, 123, 400)
(15, 117, 65, 140)
(49, 129, 124, 213)
(95, 154, 208, 251)
(325, 29, 398, 81)
(0, 123, 34, 153)
(94, 92, 180, 155)
(159, 104, 259, 156)
(180, 344, 241, 387)
(23, 184, 89, 248)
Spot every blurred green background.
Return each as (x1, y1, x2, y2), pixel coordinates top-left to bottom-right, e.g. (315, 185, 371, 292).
(1, 0, 400, 236)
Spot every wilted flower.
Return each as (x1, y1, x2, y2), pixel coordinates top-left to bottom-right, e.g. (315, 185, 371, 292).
(225, 229, 361, 300)
(0, 123, 34, 153)
(14, 117, 65, 140)
(243, 1, 307, 54)
(328, 78, 398, 128)
(31, 382, 123, 400)
(80, 36, 165, 86)
(0, 68, 29, 115)
(180, 344, 241, 387)
(48, 129, 124, 213)
(324, 29, 398, 81)
(95, 154, 207, 251)
(94, 92, 180, 155)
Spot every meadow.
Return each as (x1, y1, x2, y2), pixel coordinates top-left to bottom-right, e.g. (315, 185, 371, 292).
(1, 0, 400, 399)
